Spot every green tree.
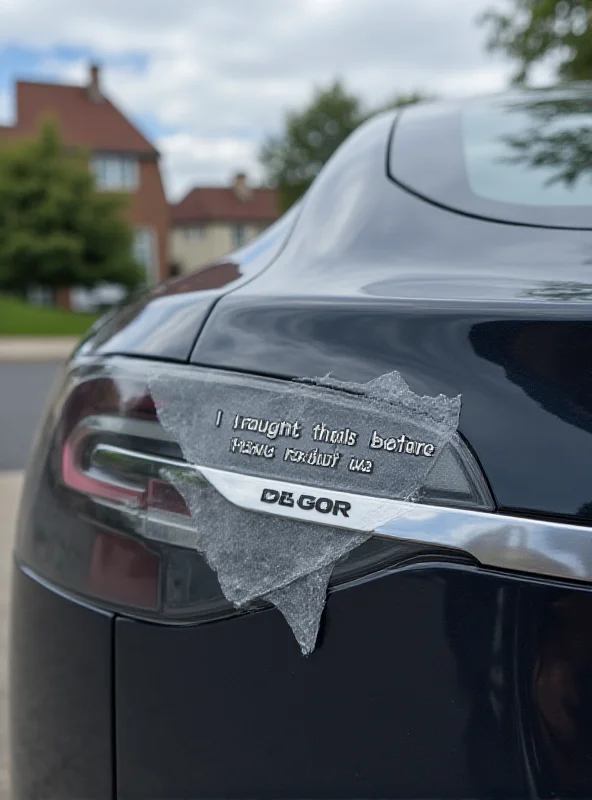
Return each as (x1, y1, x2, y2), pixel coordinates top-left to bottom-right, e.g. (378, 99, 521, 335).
(261, 81, 431, 210)
(479, 0, 592, 83)
(260, 81, 364, 210)
(0, 120, 144, 300)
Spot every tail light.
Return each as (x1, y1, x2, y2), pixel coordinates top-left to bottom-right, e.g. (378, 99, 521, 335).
(15, 357, 493, 623)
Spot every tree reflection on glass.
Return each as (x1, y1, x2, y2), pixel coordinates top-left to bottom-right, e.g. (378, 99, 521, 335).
(500, 96, 592, 190)
(522, 281, 592, 302)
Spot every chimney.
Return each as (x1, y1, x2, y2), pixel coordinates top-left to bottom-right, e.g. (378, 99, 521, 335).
(232, 171, 251, 201)
(87, 62, 103, 103)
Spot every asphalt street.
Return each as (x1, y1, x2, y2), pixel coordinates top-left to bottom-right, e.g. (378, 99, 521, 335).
(0, 362, 63, 470)
(0, 471, 23, 800)
(0, 363, 62, 797)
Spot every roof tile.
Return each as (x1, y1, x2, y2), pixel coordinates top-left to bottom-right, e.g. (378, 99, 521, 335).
(10, 81, 157, 155)
(171, 186, 279, 224)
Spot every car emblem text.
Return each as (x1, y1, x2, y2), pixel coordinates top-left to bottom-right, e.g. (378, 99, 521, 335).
(260, 488, 351, 517)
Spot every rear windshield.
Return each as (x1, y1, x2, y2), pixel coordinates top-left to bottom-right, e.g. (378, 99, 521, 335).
(464, 95, 592, 207)
(389, 89, 592, 229)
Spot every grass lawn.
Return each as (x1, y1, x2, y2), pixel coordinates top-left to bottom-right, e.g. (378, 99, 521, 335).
(0, 295, 100, 336)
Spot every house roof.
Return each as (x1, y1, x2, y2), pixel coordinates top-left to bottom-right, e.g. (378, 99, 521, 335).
(2, 80, 157, 155)
(171, 186, 279, 225)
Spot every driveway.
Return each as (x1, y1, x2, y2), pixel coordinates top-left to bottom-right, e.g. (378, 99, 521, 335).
(0, 470, 24, 800)
(0, 362, 62, 470)
(0, 357, 65, 797)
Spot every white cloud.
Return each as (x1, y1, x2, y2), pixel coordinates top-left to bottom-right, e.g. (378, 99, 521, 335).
(158, 132, 263, 198)
(1, 0, 539, 197)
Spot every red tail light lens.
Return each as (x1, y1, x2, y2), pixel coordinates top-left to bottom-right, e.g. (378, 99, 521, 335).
(15, 357, 488, 622)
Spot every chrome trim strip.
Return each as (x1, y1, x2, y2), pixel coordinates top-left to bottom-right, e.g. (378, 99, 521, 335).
(200, 466, 592, 583)
(89, 445, 592, 584)
(90, 444, 196, 477)
(376, 505, 592, 582)
(200, 466, 411, 532)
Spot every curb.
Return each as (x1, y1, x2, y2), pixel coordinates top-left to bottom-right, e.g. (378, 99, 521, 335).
(0, 337, 79, 364)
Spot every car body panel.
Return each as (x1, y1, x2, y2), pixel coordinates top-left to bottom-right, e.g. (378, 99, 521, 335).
(75, 205, 301, 362)
(114, 563, 526, 799)
(9, 568, 114, 800)
(11, 90, 592, 800)
(192, 294, 592, 521)
(188, 112, 592, 522)
(114, 561, 592, 799)
(389, 89, 592, 230)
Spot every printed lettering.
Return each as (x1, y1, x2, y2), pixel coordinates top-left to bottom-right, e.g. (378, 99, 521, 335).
(279, 491, 294, 507)
(284, 446, 341, 469)
(230, 437, 275, 459)
(348, 457, 374, 474)
(312, 422, 359, 447)
(315, 498, 333, 514)
(368, 430, 435, 457)
(260, 489, 352, 519)
(370, 429, 383, 449)
(261, 489, 279, 503)
(232, 415, 302, 440)
(333, 500, 351, 518)
(297, 495, 316, 510)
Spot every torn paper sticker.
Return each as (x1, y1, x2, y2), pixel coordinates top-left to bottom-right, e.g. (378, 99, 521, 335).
(150, 369, 461, 654)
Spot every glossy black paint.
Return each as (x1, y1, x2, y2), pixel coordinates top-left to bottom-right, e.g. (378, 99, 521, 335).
(520, 585, 592, 796)
(390, 89, 592, 230)
(11, 554, 592, 799)
(194, 298, 592, 521)
(12, 90, 592, 800)
(114, 560, 592, 799)
(190, 112, 592, 521)
(10, 567, 114, 800)
(76, 205, 301, 361)
(115, 562, 527, 799)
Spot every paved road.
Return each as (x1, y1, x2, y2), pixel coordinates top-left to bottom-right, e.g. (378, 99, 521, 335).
(0, 470, 23, 800)
(0, 363, 62, 470)
(0, 363, 60, 796)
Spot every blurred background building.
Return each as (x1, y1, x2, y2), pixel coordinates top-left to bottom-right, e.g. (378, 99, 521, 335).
(0, 63, 280, 304)
(169, 172, 278, 274)
(0, 63, 169, 308)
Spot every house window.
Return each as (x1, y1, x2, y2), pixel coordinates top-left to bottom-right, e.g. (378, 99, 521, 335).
(133, 227, 157, 282)
(232, 224, 247, 247)
(184, 226, 205, 241)
(91, 155, 139, 191)
(27, 286, 53, 307)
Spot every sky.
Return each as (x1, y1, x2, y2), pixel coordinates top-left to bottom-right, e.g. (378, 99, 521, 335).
(0, 0, 551, 200)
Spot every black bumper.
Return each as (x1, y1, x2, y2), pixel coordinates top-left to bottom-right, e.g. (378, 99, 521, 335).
(11, 559, 592, 799)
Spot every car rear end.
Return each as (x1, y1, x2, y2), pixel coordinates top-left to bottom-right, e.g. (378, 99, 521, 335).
(10, 92, 592, 799)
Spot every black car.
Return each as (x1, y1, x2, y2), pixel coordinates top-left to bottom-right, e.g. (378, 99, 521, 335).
(10, 87, 592, 799)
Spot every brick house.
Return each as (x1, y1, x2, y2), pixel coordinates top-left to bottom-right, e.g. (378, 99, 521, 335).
(169, 173, 279, 273)
(0, 63, 169, 299)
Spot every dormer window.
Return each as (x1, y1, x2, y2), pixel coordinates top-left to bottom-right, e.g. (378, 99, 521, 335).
(91, 155, 139, 191)
(232, 224, 247, 247)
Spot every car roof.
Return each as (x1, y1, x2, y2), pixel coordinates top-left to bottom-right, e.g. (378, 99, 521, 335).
(389, 85, 592, 230)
